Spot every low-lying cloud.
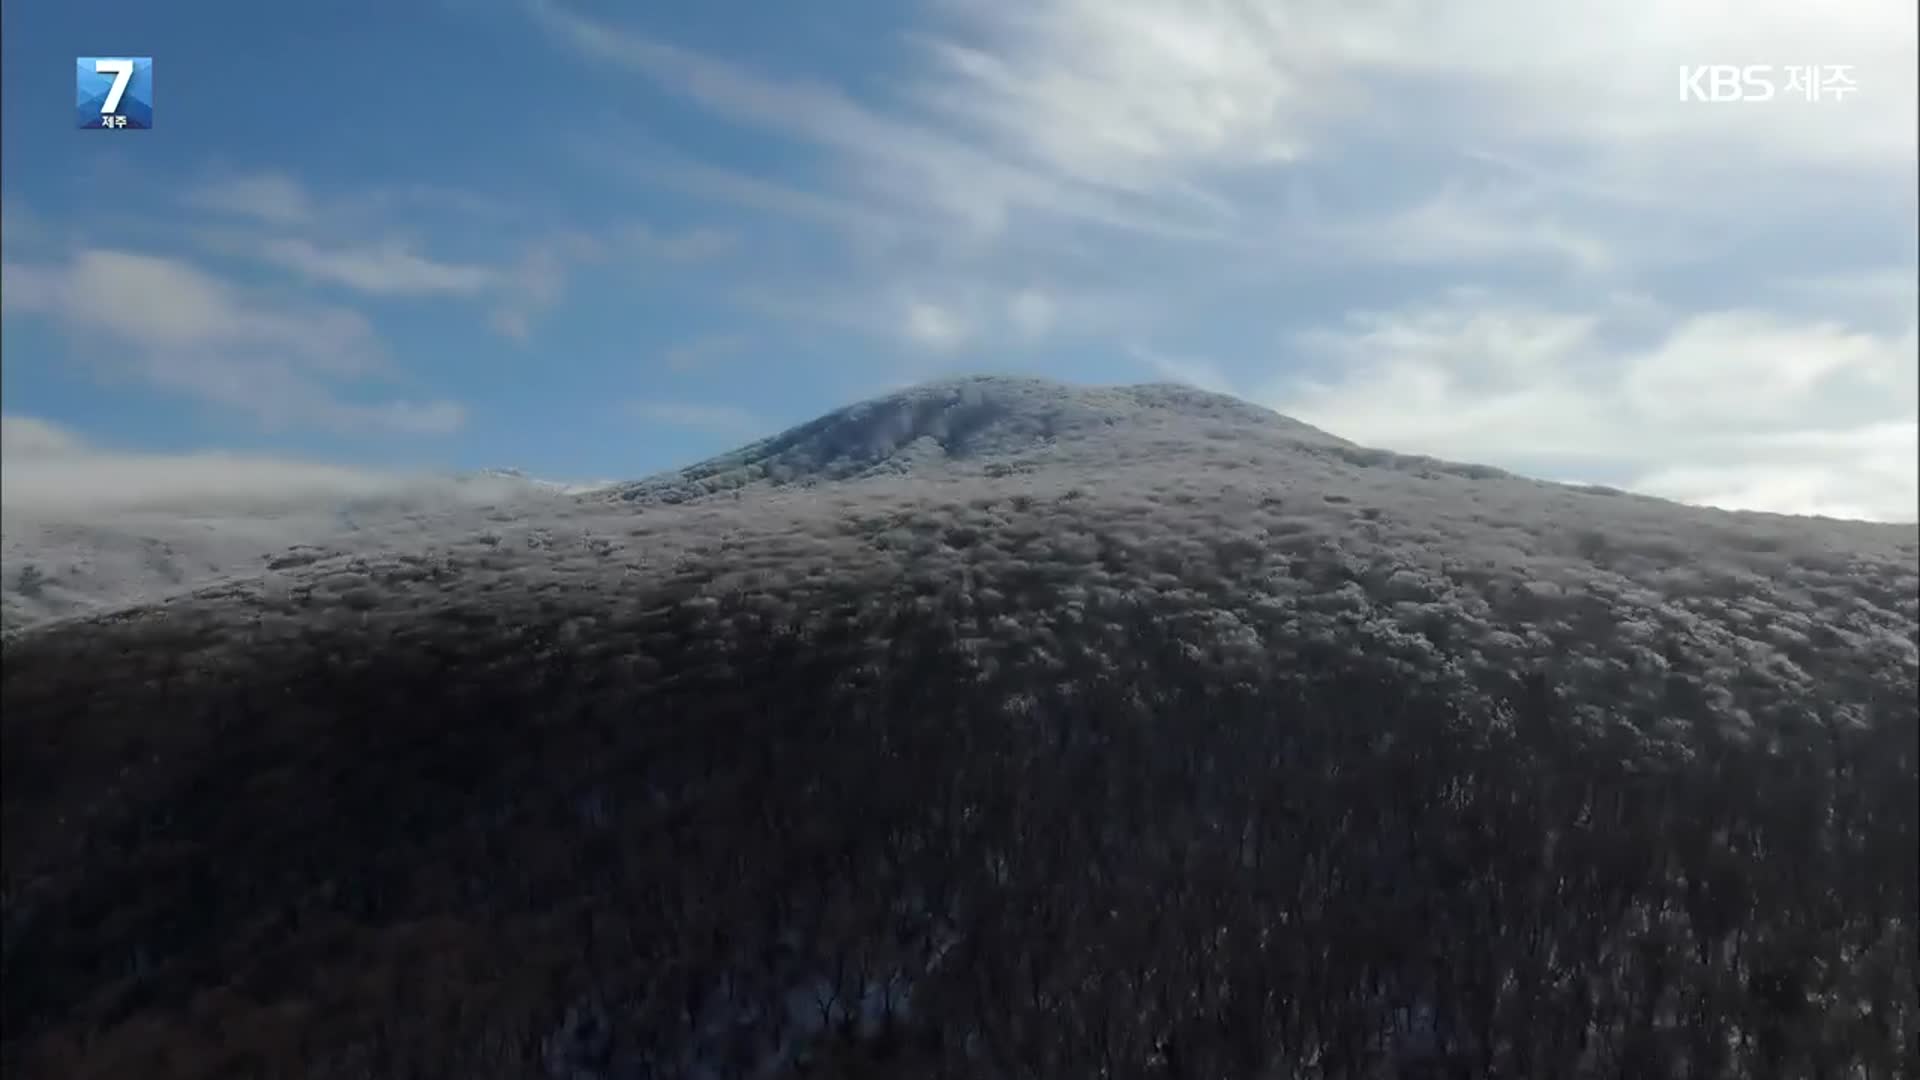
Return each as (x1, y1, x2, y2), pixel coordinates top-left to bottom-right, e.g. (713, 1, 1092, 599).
(1, 415, 520, 514)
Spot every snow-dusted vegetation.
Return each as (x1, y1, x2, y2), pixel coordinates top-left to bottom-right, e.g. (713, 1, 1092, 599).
(3, 378, 1915, 1077)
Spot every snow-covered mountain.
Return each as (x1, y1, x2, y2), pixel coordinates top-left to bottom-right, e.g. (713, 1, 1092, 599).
(4, 376, 1916, 1076)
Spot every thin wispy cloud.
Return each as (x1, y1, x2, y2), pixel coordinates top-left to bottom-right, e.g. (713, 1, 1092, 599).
(182, 171, 317, 226)
(177, 169, 740, 341)
(537, 1, 1236, 247)
(257, 237, 499, 296)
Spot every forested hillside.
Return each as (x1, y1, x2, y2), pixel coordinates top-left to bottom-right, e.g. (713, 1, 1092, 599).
(3, 379, 1915, 1078)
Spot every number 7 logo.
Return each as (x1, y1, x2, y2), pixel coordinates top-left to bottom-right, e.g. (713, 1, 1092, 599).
(75, 56, 153, 129)
(95, 59, 135, 113)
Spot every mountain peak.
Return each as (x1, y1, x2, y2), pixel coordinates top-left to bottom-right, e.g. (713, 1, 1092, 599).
(608, 375, 1348, 504)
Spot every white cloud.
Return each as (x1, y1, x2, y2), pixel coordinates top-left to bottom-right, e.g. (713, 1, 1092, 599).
(0, 416, 614, 628)
(1, 249, 464, 435)
(517, 0, 1918, 376)
(1322, 183, 1626, 274)
(0, 413, 415, 511)
(1265, 291, 1918, 521)
(1633, 439, 1917, 522)
(1008, 289, 1056, 338)
(913, 0, 1327, 190)
(1621, 313, 1906, 425)
(257, 237, 499, 296)
(183, 171, 316, 226)
(918, 0, 1917, 192)
(4, 249, 379, 370)
(541, 0, 1915, 363)
(904, 300, 969, 350)
(537, 1, 1225, 245)
(1, 415, 86, 456)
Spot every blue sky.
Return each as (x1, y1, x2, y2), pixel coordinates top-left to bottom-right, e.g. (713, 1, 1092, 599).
(3, 0, 1917, 519)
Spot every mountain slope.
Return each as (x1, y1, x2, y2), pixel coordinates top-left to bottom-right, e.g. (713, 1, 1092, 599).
(3, 377, 1916, 1078)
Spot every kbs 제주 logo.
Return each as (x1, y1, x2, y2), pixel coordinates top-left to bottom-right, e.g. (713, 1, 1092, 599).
(76, 56, 152, 129)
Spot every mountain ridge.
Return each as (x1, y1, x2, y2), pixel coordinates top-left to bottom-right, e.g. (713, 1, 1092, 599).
(6, 376, 1914, 636)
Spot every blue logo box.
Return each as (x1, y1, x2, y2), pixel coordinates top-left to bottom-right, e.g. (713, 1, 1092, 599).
(76, 56, 152, 129)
